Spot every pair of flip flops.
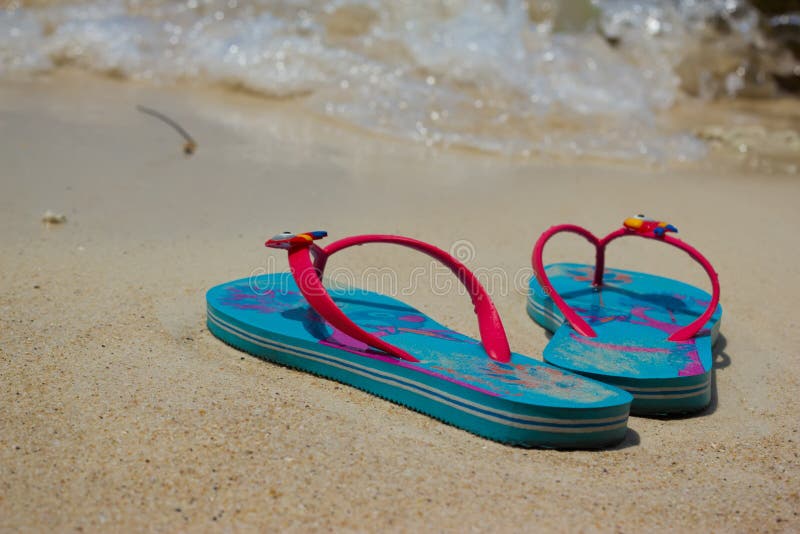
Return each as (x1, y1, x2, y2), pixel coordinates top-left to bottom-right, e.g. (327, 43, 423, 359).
(206, 216, 721, 449)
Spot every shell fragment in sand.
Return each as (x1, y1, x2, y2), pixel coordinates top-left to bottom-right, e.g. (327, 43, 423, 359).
(41, 210, 67, 224)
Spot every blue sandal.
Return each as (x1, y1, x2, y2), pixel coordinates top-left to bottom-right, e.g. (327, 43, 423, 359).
(207, 231, 632, 448)
(528, 216, 722, 415)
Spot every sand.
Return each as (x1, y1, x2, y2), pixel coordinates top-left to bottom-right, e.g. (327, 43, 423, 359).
(1, 72, 799, 532)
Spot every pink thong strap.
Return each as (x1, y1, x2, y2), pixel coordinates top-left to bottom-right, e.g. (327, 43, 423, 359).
(532, 216, 720, 342)
(266, 232, 512, 363)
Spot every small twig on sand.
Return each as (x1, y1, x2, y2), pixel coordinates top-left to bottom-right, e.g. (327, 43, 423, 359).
(136, 105, 197, 155)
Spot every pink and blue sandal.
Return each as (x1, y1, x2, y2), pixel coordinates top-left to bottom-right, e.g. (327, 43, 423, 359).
(527, 216, 722, 416)
(207, 231, 632, 448)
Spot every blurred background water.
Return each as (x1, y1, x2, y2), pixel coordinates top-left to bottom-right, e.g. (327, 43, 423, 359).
(2, 0, 798, 161)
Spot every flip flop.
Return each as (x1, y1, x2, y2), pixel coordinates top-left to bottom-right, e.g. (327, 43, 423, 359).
(207, 231, 632, 448)
(527, 216, 722, 416)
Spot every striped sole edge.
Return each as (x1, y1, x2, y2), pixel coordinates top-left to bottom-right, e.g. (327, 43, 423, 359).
(526, 298, 712, 416)
(207, 307, 630, 449)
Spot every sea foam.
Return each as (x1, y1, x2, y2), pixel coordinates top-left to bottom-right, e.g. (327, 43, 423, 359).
(1, 0, 795, 161)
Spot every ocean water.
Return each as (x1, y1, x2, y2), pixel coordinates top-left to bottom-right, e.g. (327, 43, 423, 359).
(1, 0, 796, 161)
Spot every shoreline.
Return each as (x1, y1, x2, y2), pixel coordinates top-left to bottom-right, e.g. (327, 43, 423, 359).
(4, 69, 800, 172)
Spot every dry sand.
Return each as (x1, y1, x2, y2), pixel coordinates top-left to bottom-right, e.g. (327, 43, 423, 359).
(1, 72, 799, 532)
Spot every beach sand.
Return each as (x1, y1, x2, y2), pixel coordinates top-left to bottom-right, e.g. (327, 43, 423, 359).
(1, 72, 798, 532)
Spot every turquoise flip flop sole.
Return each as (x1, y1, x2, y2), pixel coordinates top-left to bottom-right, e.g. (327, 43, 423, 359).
(528, 263, 722, 416)
(208, 273, 632, 448)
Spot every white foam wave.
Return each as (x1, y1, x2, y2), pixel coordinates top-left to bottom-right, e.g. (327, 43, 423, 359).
(1, 0, 794, 161)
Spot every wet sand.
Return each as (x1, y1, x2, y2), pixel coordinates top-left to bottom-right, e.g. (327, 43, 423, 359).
(1, 72, 798, 532)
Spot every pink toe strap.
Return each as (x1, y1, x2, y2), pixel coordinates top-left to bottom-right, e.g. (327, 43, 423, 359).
(532, 216, 720, 342)
(266, 232, 511, 363)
